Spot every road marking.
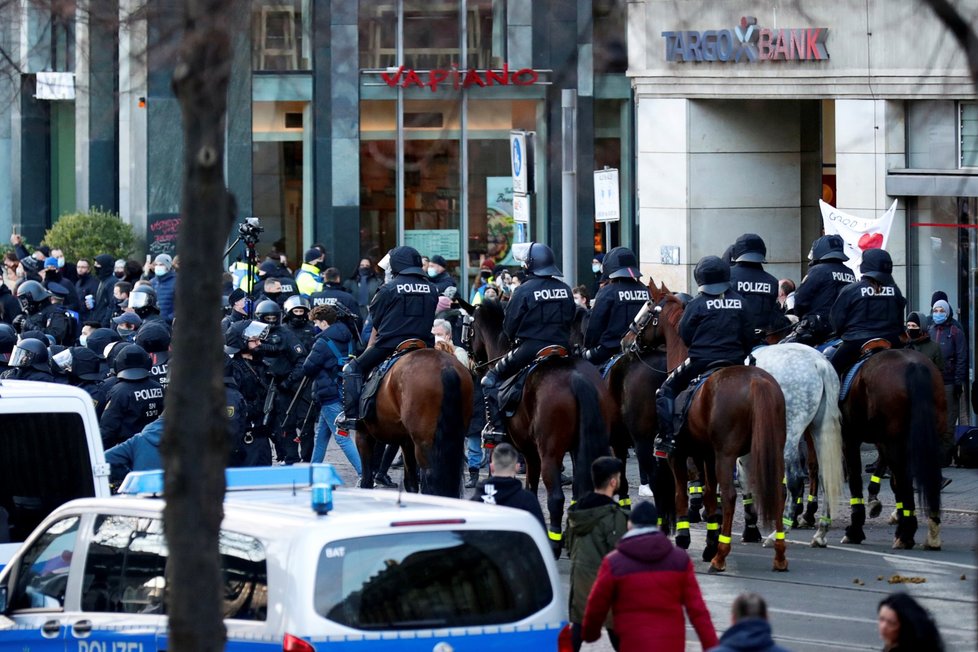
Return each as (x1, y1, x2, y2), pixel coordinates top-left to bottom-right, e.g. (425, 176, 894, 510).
(810, 542, 978, 570)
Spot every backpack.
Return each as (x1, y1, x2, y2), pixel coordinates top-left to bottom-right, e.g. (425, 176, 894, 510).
(956, 427, 978, 468)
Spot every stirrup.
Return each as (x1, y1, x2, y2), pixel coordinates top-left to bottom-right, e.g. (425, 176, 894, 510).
(481, 424, 505, 449)
(653, 436, 675, 459)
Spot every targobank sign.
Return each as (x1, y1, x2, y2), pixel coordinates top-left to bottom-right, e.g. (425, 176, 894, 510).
(662, 16, 829, 63)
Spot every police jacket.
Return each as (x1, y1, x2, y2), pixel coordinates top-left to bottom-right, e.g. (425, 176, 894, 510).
(259, 325, 306, 388)
(229, 355, 269, 429)
(221, 309, 249, 333)
(503, 275, 576, 346)
(428, 270, 457, 295)
(285, 319, 317, 352)
(584, 278, 649, 351)
(23, 304, 70, 345)
(680, 290, 754, 362)
(792, 261, 855, 322)
(730, 263, 785, 333)
(224, 380, 248, 456)
(310, 283, 360, 317)
(368, 272, 438, 349)
(148, 350, 170, 393)
(99, 376, 165, 448)
(303, 322, 354, 403)
(829, 278, 906, 342)
(295, 263, 324, 297)
(2, 367, 55, 382)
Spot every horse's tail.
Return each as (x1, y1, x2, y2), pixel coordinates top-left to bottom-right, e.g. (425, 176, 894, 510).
(812, 357, 845, 517)
(571, 370, 609, 494)
(429, 365, 466, 498)
(749, 375, 785, 530)
(906, 361, 942, 514)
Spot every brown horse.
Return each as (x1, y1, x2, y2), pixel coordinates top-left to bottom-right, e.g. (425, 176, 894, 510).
(644, 292, 788, 572)
(468, 299, 615, 555)
(838, 349, 944, 549)
(356, 349, 473, 498)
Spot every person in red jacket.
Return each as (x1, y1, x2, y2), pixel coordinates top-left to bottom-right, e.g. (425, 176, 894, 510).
(582, 501, 719, 652)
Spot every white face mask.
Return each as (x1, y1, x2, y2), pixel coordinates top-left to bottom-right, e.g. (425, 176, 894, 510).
(154, 265, 167, 276)
(56, 257, 65, 268)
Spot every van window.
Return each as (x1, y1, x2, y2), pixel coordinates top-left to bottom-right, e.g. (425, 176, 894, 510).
(314, 530, 553, 629)
(8, 516, 79, 611)
(0, 412, 94, 545)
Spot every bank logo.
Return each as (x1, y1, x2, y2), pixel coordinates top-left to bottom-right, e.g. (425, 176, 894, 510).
(662, 16, 829, 63)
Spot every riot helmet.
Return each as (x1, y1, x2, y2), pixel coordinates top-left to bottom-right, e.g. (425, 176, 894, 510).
(694, 256, 731, 295)
(859, 248, 894, 285)
(514, 242, 561, 277)
(86, 328, 122, 360)
(808, 234, 849, 263)
(224, 320, 269, 355)
(10, 338, 49, 371)
(16, 280, 52, 314)
(603, 247, 642, 280)
(283, 295, 311, 325)
(115, 344, 152, 380)
(129, 286, 159, 317)
(134, 322, 172, 353)
(254, 299, 282, 325)
(387, 246, 425, 276)
(732, 233, 767, 264)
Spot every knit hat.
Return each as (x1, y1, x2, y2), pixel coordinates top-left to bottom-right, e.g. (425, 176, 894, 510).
(932, 299, 951, 315)
(436, 295, 452, 312)
(304, 248, 322, 263)
(906, 312, 923, 329)
(153, 254, 173, 270)
(258, 260, 279, 276)
(228, 288, 247, 305)
(430, 254, 447, 268)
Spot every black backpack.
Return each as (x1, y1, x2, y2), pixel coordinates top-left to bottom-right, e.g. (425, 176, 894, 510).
(956, 427, 978, 468)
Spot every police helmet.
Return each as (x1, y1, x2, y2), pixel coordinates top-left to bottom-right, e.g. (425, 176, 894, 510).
(732, 233, 767, 264)
(135, 322, 171, 353)
(694, 256, 731, 295)
(809, 234, 849, 263)
(859, 248, 894, 285)
(522, 242, 562, 277)
(55, 346, 104, 381)
(0, 323, 16, 359)
(224, 320, 268, 355)
(9, 338, 49, 371)
(115, 344, 152, 380)
(603, 247, 642, 280)
(387, 246, 425, 276)
(86, 327, 122, 360)
(283, 294, 311, 315)
(254, 299, 282, 325)
(16, 280, 51, 312)
(129, 286, 158, 311)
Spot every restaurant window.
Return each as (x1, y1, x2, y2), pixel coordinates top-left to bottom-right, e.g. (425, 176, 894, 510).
(252, 0, 312, 71)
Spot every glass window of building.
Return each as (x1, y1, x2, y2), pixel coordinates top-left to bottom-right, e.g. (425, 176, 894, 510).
(252, 0, 312, 71)
(961, 103, 978, 168)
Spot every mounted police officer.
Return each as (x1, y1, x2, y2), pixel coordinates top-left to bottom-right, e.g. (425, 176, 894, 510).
(2, 337, 55, 382)
(788, 234, 855, 345)
(828, 248, 906, 376)
(336, 246, 438, 437)
(15, 280, 70, 344)
(582, 246, 649, 366)
(729, 234, 789, 343)
(481, 242, 576, 447)
(653, 256, 753, 458)
(98, 344, 164, 449)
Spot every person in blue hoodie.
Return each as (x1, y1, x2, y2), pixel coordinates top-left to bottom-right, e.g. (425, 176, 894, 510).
(105, 414, 164, 484)
(303, 304, 361, 475)
(708, 593, 791, 652)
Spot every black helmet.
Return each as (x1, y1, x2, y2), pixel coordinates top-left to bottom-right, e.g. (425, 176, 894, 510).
(86, 327, 122, 359)
(10, 338, 49, 371)
(0, 323, 15, 360)
(54, 346, 104, 381)
(522, 242, 561, 277)
(283, 295, 311, 314)
(129, 286, 158, 312)
(860, 248, 894, 285)
(224, 320, 268, 355)
(254, 299, 282, 325)
(388, 246, 424, 276)
(16, 280, 51, 313)
(115, 344, 152, 380)
(694, 256, 731, 295)
(134, 322, 171, 353)
(732, 234, 767, 264)
(603, 246, 641, 280)
(809, 234, 849, 263)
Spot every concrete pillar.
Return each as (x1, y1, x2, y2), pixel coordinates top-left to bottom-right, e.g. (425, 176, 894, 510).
(118, 0, 148, 240)
(329, 0, 360, 272)
(226, 9, 253, 222)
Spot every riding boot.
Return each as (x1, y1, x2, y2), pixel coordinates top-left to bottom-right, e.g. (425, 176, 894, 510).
(336, 364, 363, 436)
(465, 467, 479, 489)
(654, 388, 677, 458)
(480, 370, 505, 448)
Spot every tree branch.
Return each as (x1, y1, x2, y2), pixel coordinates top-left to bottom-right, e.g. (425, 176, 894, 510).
(922, 0, 978, 90)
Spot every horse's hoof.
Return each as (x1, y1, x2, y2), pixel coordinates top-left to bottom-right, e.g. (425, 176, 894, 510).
(887, 510, 898, 525)
(892, 538, 915, 550)
(702, 545, 718, 563)
(811, 535, 827, 548)
(841, 533, 864, 545)
(868, 498, 883, 519)
(708, 563, 725, 574)
(772, 562, 789, 572)
(676, 533, 691, 550)
(742, 526, 762, 543)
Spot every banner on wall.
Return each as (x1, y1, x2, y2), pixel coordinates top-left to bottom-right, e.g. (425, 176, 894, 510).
(818, 199, 897, 275)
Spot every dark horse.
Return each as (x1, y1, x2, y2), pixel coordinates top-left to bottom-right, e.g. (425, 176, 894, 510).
(644, 293, 788, 572)
(467, 299, 614, 553)
(838, 348, 945, 550)
(356, 349, 473, 498)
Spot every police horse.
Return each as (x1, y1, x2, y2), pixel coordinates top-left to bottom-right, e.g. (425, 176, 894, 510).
(466, 298, 614, 555)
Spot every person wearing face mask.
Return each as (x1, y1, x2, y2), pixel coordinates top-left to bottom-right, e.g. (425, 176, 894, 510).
(905, 312, 943, 370)
(426, 254, 457, 294)
(112, 281, 132, 318)
(344, 258, 382, 323)
(90, 254, 120, 327)
(74, 258, 99, 318)
(589, 254, 604, 299)
(283, 295, 317, 351)
(42, 256, 81, 314)
(149, 254, 177, 322)
(222, 288, 251, 332)
(112, 312, 142, 342)
(225, 320, 273, 466)
(295, 248, 325, 297)
(114, 259, 127, 279)
(928, 298, 969, 466)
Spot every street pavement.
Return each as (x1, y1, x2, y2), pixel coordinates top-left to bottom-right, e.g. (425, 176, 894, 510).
(322, 442, 976, 651)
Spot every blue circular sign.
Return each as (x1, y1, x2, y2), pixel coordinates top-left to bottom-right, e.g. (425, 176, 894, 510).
(512, 137, 522, 177)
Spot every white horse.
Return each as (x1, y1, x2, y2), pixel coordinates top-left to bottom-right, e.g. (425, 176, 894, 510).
(741, 343, 845, 548)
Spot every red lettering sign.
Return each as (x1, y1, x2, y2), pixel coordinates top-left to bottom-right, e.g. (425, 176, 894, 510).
(379, 64, 542, 92)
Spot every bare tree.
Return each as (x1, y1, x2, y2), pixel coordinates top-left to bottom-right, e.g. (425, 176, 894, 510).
(923, 0, 978, 89)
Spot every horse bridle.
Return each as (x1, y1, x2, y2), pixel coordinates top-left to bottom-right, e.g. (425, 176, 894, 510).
(626, 297, 664, 352)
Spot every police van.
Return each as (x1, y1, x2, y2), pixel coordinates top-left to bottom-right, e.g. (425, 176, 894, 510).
(0, 465, 569, 651)
(0, 380, 111, 571)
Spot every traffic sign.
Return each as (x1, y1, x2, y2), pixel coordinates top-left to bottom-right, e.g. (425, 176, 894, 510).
(594, 168, 620, 222)
(510, 130, 533, 195)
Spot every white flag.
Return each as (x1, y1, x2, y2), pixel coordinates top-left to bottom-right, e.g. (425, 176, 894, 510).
(818, 199, 897, 275)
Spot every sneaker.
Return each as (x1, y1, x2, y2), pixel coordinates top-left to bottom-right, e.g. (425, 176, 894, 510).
(638, 484, 653, 497)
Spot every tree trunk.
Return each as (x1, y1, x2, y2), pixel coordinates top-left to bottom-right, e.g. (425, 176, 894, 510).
(161, 0, 234, 650)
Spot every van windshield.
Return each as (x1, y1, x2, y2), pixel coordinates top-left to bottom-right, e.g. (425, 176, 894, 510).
(0, 413, 94, 545)
(314, 530, 553, 629)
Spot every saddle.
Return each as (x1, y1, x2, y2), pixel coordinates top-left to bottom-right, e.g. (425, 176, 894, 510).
(599, 352, 627, 379)
(838, 339, 892, 402)
(360, 339, 427, 420)
(499, 346, 568, 417)
(673, 361, 739, 435)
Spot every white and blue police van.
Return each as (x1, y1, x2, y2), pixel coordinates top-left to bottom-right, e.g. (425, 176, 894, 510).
(0, 465, 569, 651)
(0, 380, 111, 572)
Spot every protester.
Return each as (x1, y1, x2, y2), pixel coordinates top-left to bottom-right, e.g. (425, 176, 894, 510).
(708, 593, 791, 652)
(344, 258, 381, 322)
(928, 297, 969, 465)
(877, 593, 944, 652)
(150, 254, 177, 322)
(470, 443, 545, 528)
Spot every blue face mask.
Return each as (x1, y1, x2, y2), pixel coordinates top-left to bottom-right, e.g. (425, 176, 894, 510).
(932, 311, 948, 325)
(427, 268, 438, 278)
(592, 264, 601, 274)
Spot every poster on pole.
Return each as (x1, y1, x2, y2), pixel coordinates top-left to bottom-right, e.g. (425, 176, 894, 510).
(594, 168, 620, 222)
(513, 194, 530, 224)
(510, 130, 532, 195)
(819, 199, 897, 274)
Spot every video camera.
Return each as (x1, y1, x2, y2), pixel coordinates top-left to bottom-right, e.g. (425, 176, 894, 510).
(238, 217, 264, 247)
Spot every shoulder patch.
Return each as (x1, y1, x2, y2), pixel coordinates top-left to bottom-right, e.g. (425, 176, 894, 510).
(227, 406, 235, 418)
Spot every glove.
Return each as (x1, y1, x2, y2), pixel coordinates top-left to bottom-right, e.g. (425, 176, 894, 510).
(11, 313, 26, 331)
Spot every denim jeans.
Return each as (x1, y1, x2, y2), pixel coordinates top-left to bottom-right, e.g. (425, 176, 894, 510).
(312, 400, 362, 475)
(466, 435, 483, 470)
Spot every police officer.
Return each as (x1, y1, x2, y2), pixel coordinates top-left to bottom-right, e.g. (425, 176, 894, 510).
(583, 246, 649, 366)
(15, 280, 71, 345)
(283, 295, 317, 351)
(98, 344, 164, 449)
(789, 234, 856, 345)
(222, 288, 251, 332)
(0, 323, 15, 375)
(223, 357, 249, 467)
(225, 320, 274, 466)
(53, 346, 106, 404)
(337, 246, 438, 436)
(828, 248, 906, 376)
(282, 294, 317, 459)
(310, 267, 360, 318)
(254, 299, 307, 464)
(295, 248, 325, 297)
(129, 285, 170, 331)
(135, 322, 171, 393)
(653, 256, 753, 458)
(729, 234, 789, 343)
(2, 337, 55, 382)
(481, 242, 576, 446)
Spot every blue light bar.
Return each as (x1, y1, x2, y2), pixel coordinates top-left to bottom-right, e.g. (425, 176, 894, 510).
(118, 464, 344, 496)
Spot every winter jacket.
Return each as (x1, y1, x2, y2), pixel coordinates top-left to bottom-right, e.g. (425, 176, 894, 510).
(302, 322, 354, 403)
(708, 618, 791, 652)
(91, 254, 119, 327)
(344, 272, 382, 322)
(105, 416, 163, 480)
(151, 270, 177, 322)
(928, 322, 968, 386)
(566, 492, 629, 626)
(583, 529, 718, 652)
(907, 334, 944, 374)
(470, 476, 545, 529)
